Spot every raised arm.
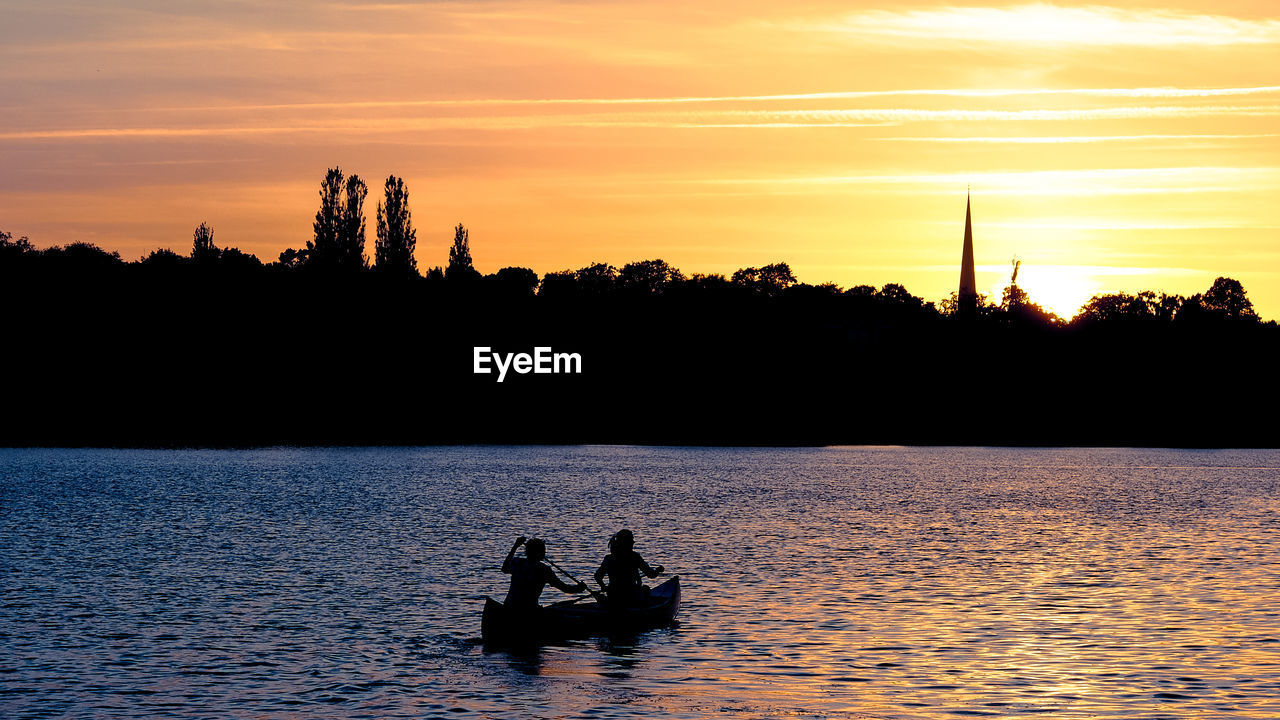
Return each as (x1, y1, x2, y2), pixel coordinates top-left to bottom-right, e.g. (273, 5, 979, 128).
(502, 536, 526, 574)
(637, 553, 664, 579)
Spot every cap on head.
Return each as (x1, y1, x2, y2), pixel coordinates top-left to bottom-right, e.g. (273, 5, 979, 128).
(525, 537, 546, 560)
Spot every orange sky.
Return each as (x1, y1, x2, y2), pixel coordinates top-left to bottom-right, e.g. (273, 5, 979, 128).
(2, 1, 1278, 318)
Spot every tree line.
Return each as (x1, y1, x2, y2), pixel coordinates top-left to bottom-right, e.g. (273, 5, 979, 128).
(3, 166, 1278, 447)
(0, 164, 1272, 332)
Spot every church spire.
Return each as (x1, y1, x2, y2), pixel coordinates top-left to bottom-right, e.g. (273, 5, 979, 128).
(958, 189, 977, 316)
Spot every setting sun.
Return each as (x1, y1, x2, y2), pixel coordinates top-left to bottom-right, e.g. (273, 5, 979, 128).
(996, 265, 1107, 320)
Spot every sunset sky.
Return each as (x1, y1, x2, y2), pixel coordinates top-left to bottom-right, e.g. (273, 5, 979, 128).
(3, 1, 1278, 318)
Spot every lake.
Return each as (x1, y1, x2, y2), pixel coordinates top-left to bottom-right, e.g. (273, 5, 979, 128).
(3, 446, 1279, 719)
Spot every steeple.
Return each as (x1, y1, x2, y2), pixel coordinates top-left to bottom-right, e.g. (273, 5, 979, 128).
(958, 189, 977, 316)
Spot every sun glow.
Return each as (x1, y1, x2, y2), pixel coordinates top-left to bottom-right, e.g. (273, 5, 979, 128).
(998, 265, 1179, 320)
(3, 0, 1279, 319)
(1013, 270, 1102, 320)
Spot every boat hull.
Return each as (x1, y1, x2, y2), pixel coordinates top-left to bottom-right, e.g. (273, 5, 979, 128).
(482, 576, 680, 644)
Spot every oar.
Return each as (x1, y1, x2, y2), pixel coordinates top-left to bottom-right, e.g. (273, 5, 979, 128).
(544, 556, 608, 603)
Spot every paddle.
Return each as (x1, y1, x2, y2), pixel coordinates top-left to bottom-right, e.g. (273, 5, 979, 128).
(543, 556, 608, 604)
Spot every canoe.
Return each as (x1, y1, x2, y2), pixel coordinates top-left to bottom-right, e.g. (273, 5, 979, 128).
(482, 575, 681, 644)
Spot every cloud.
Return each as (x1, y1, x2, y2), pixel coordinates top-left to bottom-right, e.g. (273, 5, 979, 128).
(720, 105, 1280, 124)
(10, 100, 1275, 142)
(128, 85, 1280, 113)
(791, 4, 1280, 47)
(881, 134, 1280, 144)
(685, 167, 1280, 196)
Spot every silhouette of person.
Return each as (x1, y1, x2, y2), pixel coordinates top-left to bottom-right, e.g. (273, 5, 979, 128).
(502, 536, 586, 610)
(594, 529, 664, 607)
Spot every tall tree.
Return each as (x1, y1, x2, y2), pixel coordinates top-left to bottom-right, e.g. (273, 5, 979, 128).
(339, 174, 368, 270)
(309, 167, 345, 269)
(446, 223, 476, 280)
(191, 222, 218, 264)
(375, 175, 417, 277)
(307, 167, 366, 271)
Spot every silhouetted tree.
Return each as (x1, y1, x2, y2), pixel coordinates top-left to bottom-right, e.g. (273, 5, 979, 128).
(0, 230, 35, 263)
(446, 223, 477, 280)
(1155, 293, 1183, 322)
(759, 263, 796, 295)
(309, 168, 344, 269)
(218, 247, 264, 272)
(277, 247, 309, 270)
(878, 283, 927, 309)
(618, 259, 684, 294)
(340, 174, 368, 270)
(308, 167, 366, 271)
(732, 262, 796, 297)
(489, 266, 539, 297)
(192, 222, 218, 264)
(1201, 277, 1256, 321)
(139, 248, 188, 268)
(375, 175, 417, 278)
(1074, 292, 1157, 325)
(685, 273, 730, 294)
(786, 281, 843, 300)
(575, 263, 617, 295)
(42, 242, 123, 269)
(539, 270, 577, 297)
(1000, 283, 1059, 327)
(940, 290, 993, 317)
(1001, 282, 1028, 311)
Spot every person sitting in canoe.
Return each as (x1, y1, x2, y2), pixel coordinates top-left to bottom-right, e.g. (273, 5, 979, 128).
(594, 529, 664, 607)
(502, 536, 587, 610)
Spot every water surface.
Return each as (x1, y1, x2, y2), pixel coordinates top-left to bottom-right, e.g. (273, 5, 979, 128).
(3, 446, 1280, 718)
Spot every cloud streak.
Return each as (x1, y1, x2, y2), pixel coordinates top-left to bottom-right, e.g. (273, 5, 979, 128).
(882, 134, 1280, 144)
(793, 4, 1280, 47)
(6, 105, 1277, 142)
(686, 167, 1280, 196)
(726, 105, 1280, 124)
(123, 86, 1280, 113)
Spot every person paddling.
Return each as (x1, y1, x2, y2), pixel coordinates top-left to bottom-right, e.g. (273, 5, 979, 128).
(502, 536, 587, 610)
(594, 529, 664, 607)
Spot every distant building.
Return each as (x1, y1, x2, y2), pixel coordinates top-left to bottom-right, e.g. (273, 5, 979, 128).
(958, 192, 977, 316)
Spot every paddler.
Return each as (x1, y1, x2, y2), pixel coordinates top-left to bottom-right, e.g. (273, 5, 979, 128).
(594, 529, 664, 607)
(502, 536, 587, 610)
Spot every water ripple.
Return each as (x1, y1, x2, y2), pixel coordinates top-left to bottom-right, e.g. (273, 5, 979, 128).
(2, 447, 1280, 718)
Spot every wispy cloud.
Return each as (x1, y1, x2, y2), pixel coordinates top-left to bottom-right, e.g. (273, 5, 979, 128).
(724, 105, 1280, 124)
(687, 167, 1280, 196)
(975, 221, 1280, 231)
(791, 4, 1280, 47)
(128, 86, 1280, 113)
(882, 134, 1280, 144)
(968, 264, 1197, 277)
(7, 104, 1277, 142)
(0, 118, 898, 140)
